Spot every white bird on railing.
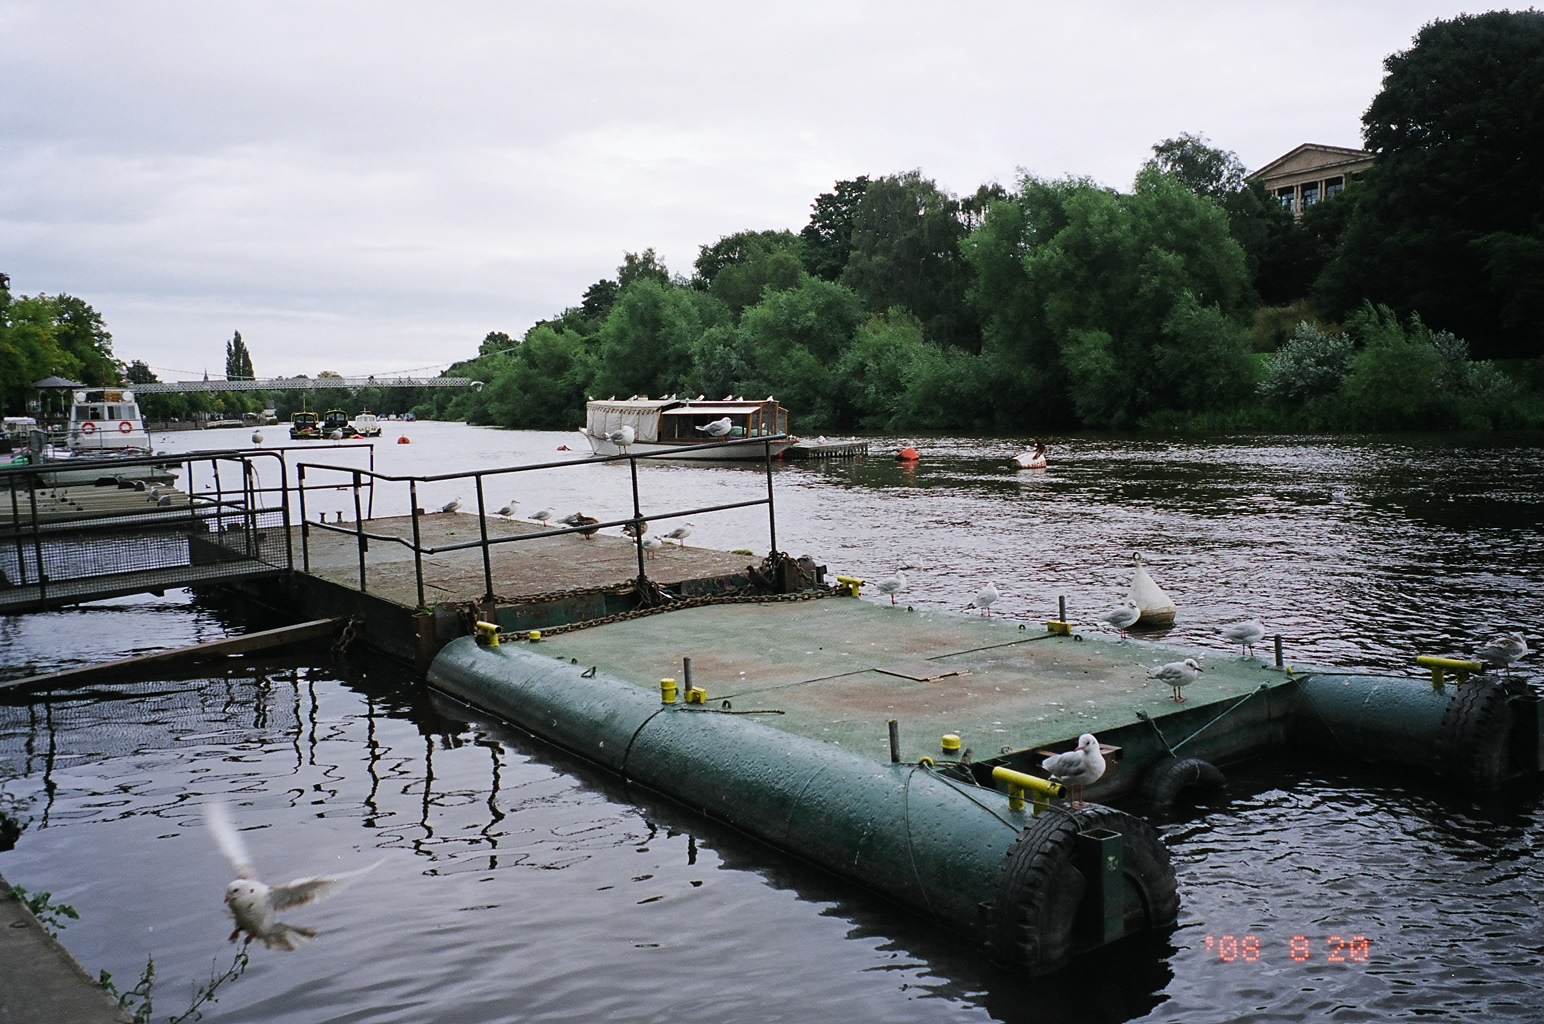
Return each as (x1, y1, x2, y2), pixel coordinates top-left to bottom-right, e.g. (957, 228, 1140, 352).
(1474, 632, 1528, 676)
(1219, 619, 1267, 656)
(1148, 658, 1204, 702)
(966, 582, 1000, 617)
(662, 523, 693, 547)
(205, 801, 382, 951)
(440, 497, 462, 514)
(252, 429, 265, 446)
(695, 417, 732, 438)
(1041, 733, 1106, 808)
(607, 425, 636, 448)
(874, 570, 908, 605)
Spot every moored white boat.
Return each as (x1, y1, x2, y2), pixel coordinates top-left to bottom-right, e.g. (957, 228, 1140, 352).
(580, 397, 796, 460)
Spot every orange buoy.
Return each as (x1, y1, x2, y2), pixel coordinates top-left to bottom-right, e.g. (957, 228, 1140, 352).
(896, 447, 920, 461)
(397, 436, 411, 444)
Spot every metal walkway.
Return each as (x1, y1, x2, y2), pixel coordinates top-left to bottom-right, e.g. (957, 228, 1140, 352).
(1, 450, 292, 614)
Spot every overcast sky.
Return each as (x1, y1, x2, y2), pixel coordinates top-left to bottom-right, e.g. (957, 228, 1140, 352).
(0, 1, 1494, 380)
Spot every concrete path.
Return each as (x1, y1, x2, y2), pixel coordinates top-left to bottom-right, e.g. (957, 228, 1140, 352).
(0, 874, 131, 1023)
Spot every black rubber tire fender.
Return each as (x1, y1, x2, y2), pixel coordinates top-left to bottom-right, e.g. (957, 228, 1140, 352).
(990, 804, 1179, 976)
(1141, 755, 1226, 814)
(1436, 678, 1511, 788)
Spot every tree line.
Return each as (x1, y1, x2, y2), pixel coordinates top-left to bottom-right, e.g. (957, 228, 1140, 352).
(422, 10, 1542, 434)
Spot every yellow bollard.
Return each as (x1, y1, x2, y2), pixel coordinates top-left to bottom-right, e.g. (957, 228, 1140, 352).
(941, 734, 961, 756)
(685, 686, 707, 704)
(660, 678, 678, 705)
(1416, 655, 1483, 690)
(527, 630, 542, 642)
(1046, 621, 1072, 636)
(474, 621, 500, 646)
(992, 766, 1064, 815)
(835, 575, 864, 597)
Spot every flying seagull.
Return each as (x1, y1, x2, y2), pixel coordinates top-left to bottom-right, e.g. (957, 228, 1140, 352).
(204, 801, 382, 951)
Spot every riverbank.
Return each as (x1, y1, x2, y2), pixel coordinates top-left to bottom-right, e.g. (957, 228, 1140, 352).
(0, 875, 129, 1024)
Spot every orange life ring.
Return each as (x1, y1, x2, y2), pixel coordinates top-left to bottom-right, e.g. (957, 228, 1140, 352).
(81, 421, 96, 434)
(118, 420, 134, 434)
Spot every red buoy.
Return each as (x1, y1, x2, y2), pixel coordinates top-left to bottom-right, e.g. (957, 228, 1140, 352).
(896, 447, 920, 461)
(397, 436, 411, 444)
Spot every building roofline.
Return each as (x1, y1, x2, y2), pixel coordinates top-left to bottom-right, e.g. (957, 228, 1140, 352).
(1245, 143, 1372, 182)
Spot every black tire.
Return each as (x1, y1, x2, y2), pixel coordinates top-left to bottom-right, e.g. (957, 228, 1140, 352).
(1436, 678, 1512, 788)
(991, 804, 1179, 975)
(1141, 755, 1226, 815)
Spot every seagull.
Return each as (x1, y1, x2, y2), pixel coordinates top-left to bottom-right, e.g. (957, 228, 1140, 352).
(642, 535, 664, 559)
(695, 417, 733, 438)
(1219, 619, 1267, 656)
(204, 801, 382, 951)
(1041, 733, 1106, 808)
(966, 582, 1000, 617)
(607, 425, 636, 448)
(530, 509, 553, 525)
(662, 523, 693, 547)
(1149, 658, 1204, 702)
(440, 497, 462, 514)
(562, 512, 600, 539)
(1098, 598, 1141, 638)
(251, 429, 265, 446)
(1474, 632, 1528, 676)
(495, 500, 517, 517)
(874, 570, 908, 605)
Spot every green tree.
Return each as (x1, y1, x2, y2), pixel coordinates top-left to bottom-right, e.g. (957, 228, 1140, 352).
(0, 289, 120, 412)
(841, 171, 980, 350)
(592, 279, 702, 398)
(224, 330, 255, 380)
(692, 230, 804, 316)
(617, 248, 671, 291)
(1317, 10, 1544, 358)
(798, 177, 869, 282)
(482, 325, 598, 428)
(738, 276, 866, 429)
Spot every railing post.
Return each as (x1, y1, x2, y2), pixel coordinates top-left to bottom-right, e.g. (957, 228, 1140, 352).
(9, 476, 27, 586)
(353, 469, 367, 592)
(298, 463, 311, 574)
(474, 474, 493, 602)
(630, 454, 646, 581)
(27, 474, 46, 611)
(409, 478, 425, 609)
(277, 453, 293, 573)
(764, 438, 778, 556)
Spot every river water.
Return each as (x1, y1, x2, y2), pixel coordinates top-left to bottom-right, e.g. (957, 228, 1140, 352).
(2, 424, 1540, 1023)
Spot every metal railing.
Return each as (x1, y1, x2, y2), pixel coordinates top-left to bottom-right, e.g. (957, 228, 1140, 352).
(0, 448, 294, 613)
(295, 435, 786, 608)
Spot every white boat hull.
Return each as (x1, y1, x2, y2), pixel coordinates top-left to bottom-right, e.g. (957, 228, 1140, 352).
(581, 431, 795, 460)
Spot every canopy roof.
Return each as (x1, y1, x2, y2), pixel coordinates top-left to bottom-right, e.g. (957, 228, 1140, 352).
(34, 376, 85, 389)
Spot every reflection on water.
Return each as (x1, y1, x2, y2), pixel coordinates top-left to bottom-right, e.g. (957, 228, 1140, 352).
(1, 428, 1541, 1022)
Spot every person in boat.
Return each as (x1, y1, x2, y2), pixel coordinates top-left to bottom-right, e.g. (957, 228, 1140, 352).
(1033, 442, 1049, 460)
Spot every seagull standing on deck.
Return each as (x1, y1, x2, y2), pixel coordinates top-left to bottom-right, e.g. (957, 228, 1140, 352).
(495, 500, 517, 517)
(1474, 632, 1528, 676)
(1041, 734, 1106, 808)
(1219, 619, 1266, 656)
(1148, 658, 1204, 702)
(440, 497, 462, 514)
(204, 801, 382, 951)
(695, 417, 732, 438)
(642, 535, 664, 559)
(874, 570, 908, 605)
(530, 509, 553, 525)
(1098, 598, 1141, 638)
(966, 582, 1000, 617)
(663, 523, 693, 547)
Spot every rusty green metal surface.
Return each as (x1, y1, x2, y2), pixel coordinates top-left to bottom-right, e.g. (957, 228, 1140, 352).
(429, 636, 1037, 929)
